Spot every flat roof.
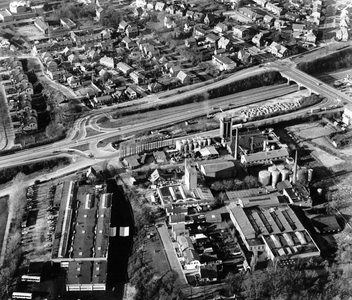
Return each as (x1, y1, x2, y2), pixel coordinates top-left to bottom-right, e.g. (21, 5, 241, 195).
(242, 148, 289, 163)
(66, 260, 107, 285)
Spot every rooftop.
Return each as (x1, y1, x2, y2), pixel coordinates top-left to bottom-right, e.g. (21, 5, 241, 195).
(66, 260, 107, 286)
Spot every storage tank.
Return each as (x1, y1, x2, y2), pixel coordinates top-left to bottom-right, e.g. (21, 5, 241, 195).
(258, 170, 271, 186)
(271, 170, 280, 188)
(207, 137, 211, 146)
(297, 167, 308, 185)
(182, 139, 187, 145)
(268, 165, 277, 173)
(201, 138, 207, 147)
(307, 169, 313, 182)
(176, 140, 182, 151)
(193, 141, 198, 149)
(276, 164, 286, 171)
(280, 169, 290, 181)
(184, 144, 189, 152)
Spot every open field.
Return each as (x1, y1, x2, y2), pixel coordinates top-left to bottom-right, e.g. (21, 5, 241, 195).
(0, 196, 8, 258)
(16, 24, 45, 41)
(0, 1, 12, 9)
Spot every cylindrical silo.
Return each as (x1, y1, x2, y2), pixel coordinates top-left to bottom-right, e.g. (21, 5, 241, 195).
(280, 169, 290, 181)
(271, 170, 280, 188)
(176, 140, 182, 151)
(182, 139, 187, 145)
(297, 167, 308, 185)
(193, 141, 198, 149)
(184, 144, 189, 152)
(201, 139, 206, 147)
(207, 137, 211, 146)
(268, 165, 277, 173)
(258, 170, 271, 186)
(289, 174, 294, 183)
(276, 164, 286, 171)
(189, 142, 194, 151)
(307, 169, 313, 182)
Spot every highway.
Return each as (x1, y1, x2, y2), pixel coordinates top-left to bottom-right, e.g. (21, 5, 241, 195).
(0, 55, 348, 169)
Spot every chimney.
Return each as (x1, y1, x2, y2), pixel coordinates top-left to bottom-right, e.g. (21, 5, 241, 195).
(292, 150, 298, 185)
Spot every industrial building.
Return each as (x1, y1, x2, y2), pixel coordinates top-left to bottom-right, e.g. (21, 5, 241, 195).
(241, 148, 290, 166)
(227, 203, 320, 264)
(198, 160, 236, 179)
(220, 116, 233, 141)
(51, 181, 112, 292)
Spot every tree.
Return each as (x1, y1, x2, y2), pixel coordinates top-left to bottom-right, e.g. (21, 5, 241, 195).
(45, 121, 66, 139)
(243, 175, 260, 188)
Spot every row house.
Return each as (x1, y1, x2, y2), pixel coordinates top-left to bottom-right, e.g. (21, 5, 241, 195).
(212, 55, 236, 71)
(238, 7, 263, 22)
(237, 49, 252, 64)
(265, 2, 284, 16)
(93, 95, 113, 107)
(18, 110, 38, 133)
(205, 33, 220, 44)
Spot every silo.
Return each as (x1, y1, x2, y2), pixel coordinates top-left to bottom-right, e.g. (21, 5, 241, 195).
(258, 170, 271, 186)
(188, 142, 193, 151)
(184, 144, 189, 152)
(182, 139, 187, 145)
(280, 169, 290, 181)
(207, 137, 211, 146)
(271, 170, 280, 188)
(289, 174, 294, 183)
(201, 138, 207, 147)
(297, 167, 308, 185)
(176, 140, 182, 151)
(307, 169, 313, 182)
(276, 164, 286, 171)
(193, 141, 198, 149)
(268, 165, 277, 173)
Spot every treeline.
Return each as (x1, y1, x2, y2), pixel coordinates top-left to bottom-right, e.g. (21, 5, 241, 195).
(113, 71, 284, 119)
(211, 176, 261, 192)
(297, 48, 352, 75)
(0, 157, 70, 184)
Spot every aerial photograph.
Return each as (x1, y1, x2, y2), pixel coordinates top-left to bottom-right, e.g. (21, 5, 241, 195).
(1, 0, 352, 299)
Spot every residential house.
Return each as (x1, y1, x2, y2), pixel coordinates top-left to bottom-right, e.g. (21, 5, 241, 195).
(87, 50, 100, 61)
(205, 33, 220, 44)
(266, 41, 290, 58)
(34, 17, 49, 34)
(177, 70, 191, 85)
(136, 0, 147, 7)
(305, 30, 317, 44)
(119, 20, 129, 32)
(60, 18, 76, 29)
(100, 56, 114, 68)
(214, 23, 228, 34)
(123, 155, 140, 169)
(252, 31, 270, 47)
(47, 69, 66, 81)
(233, 25, 254, 40)
(285, 12, 299, 22)
(184, 248, 201, 270)
(134, 6, 143, 17)
(67, 76, 81, 88)
(125, 87, 137, 100)
(146, 2, 155, 10)
(237, 49, 251, 64)
(122, 36, 134, 49)
(292, 23, 306, 33)
(164, 16, 176, 28)
(94, 95, 113, 107)
(185, 38, 197, 48)
(263, 15, 275, 26)
(252, 0, 267, 6)
(194, 12, 205, 23)
(204, 13, 216, 26)
(186, 10, 194, 19)
(194, 26, 207, 38)
(67, 54, 80, 65)
(148, 82, 162, 93)
(218, 36, 231, 50)
(126, 25, 138, 38)
(212, 55, 236, 71)
(130, 71, 146, 85)
(169, 65, 181, 76)
(46, 59, 58, 72)
(155, 2, 165, 11)
(116, 62, 133, 75)
(274, 19, 287, 31)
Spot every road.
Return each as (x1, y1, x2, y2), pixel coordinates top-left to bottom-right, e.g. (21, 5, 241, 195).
(0, 53, 349, 169)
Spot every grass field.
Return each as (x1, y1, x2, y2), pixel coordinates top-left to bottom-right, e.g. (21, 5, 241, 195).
(0, 0, 12, 10)
(0, 196, 9, 257)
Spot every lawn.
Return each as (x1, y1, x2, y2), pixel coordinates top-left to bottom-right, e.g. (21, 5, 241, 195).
(0, 196, 9, 257)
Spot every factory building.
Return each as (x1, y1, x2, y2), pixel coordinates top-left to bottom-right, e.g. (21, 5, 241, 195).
(198, 160, 236, 179)
(51, 181, 112, 292)
(185, 159, 197, 191)
(226, 203, 321, 264)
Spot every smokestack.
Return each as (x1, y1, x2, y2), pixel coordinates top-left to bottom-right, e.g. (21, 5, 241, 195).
(250, 136, 254, 153)
(292, 150, 298, 185)
(234, 127, 239, 159)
